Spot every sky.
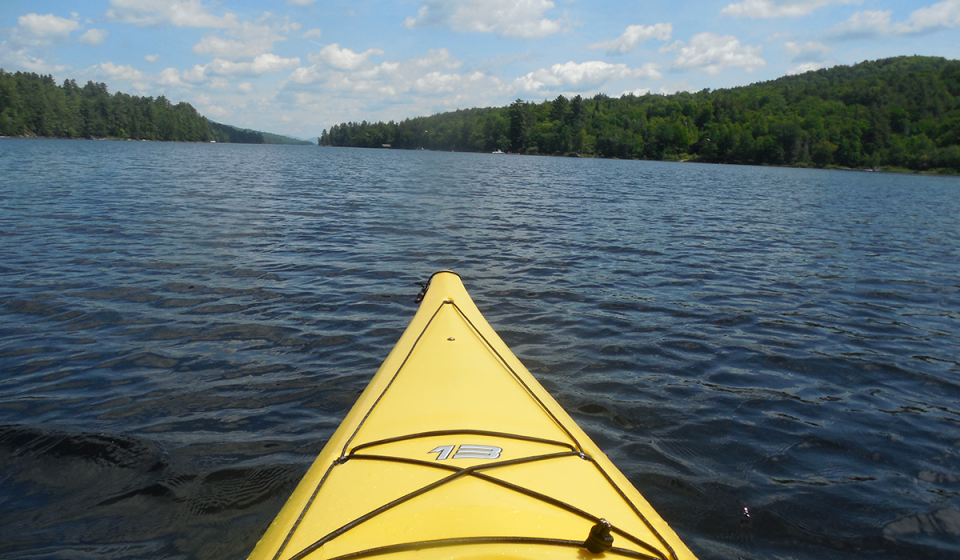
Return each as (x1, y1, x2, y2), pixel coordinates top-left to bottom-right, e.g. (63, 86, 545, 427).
(1, 1, 959, 139)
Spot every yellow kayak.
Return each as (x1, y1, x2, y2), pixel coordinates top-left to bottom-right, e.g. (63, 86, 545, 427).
(248, 271, 698, 560)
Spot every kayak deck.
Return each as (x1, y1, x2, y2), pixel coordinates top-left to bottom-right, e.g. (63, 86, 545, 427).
(248, 271, 697, 560)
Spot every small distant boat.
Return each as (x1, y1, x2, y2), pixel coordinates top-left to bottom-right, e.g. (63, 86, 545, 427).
(492, 149, 504, 154)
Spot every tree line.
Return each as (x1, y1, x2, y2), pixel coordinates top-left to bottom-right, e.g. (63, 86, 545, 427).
(0, 70, 282, 144)
(319, 56, 960, 173)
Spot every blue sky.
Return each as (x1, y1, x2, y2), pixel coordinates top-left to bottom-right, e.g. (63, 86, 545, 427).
(2, 1, 959, 139)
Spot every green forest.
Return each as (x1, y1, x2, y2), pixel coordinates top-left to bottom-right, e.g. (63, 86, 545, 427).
(319, 56, 960, 173)
(0, 69, 309, 144)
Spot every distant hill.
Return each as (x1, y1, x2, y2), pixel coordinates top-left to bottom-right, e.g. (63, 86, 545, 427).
(210, 121, 313, 145)
(320, 56, 960, 173)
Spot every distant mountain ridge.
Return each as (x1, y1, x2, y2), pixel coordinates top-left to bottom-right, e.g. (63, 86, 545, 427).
(209, 121, 312, 145)
(319, 56, 960, 173)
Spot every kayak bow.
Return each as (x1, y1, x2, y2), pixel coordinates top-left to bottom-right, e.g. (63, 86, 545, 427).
(248, 271, 698, 560)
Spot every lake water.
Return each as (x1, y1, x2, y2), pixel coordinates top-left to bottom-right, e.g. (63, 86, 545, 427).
(1, 139, 958, 560)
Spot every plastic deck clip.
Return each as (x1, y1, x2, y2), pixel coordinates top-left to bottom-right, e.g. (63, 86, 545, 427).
(584, 519, 614, 553)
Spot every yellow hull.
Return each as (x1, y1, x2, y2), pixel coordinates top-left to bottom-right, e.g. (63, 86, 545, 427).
(248, 272, 698, 560)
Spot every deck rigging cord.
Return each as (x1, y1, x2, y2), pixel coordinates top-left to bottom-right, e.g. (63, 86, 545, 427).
(270, 275, 679, 560)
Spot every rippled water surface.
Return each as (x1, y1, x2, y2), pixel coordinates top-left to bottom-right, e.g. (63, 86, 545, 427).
(1, 139, 959, 559)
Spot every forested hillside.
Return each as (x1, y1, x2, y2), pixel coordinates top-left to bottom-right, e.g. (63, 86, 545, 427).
(0, 70, 307, 144)
(319, 56, 960, 173)
(210, 121, 262, 144)
(0, 71, 212, 141)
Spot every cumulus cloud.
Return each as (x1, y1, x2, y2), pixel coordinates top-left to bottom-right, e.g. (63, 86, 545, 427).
(659, 80, 692, 95)
(414, 71, 491, 94)
(207, 53, 301, 75)
(79, 28, 108, 46)
(785, 40, 831, 62)
(0, 48, 63, 73)
(665, 32, 765, 74)
(407, 48, 462, 70)
(721, 0, 851, 18)
(183, 64, 208, 82)
(588, 23, 672, 54)
(193, 22, 286, 60)
(314, 44, 385, 70)
(834, 1, 960, 37)
(96, 62, 148, 82)
(514, 60, 662, 93)
(899, 0, 960, 32)
(304, 28, 323, 38)
(157, 67, 189, 86)
(238, 82, 254, 92)
(10, 13, 78, 48)
(204, 104, 228, 118)
(788, 62, 826, 75)
(106, 0, 238, 28)
(145, 54, 160, 62)
(832, 10, 892, 36)
(281, 46, 511, 111)
(404, 0, 566, 38)
(18, 13, 79, 36)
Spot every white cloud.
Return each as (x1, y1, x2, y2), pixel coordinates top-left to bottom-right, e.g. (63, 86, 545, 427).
(17, 13, 79, 36)
(106, 0, 238, 28)
(183, 64, 208, 82)
(79, 28, 108, 46)
(660, 80, 692, 95)
(588, 23, 672, 54)
(667, 32, 766, 74)
(788, 62, 826, 74)
(304, 28, 322, 38)
(239, 82, 254, 92)
(894, 0, 960, 32)
(193, 21, 286, 60)
(96, 61, 148, 82)
(315, 44, 384, 70)
(407, 48, 462, 70)
(620, 87, 652, 97)
(404, 0, 565, 38)
(145, 54, 160, 63)
(834, 1, 960, 37)
(784, 40, 831, 62)
(288, 65, 322, 85)
(288, 0, 317, 5)
(193, 35, 259, 59)
(157, 67, 188, 86)
(721, 0, 851, 18)
(280, 46, 511, 114)
(833, 10, 892, 36)
(204, 104, 228, 118)
(207, 53, 301, 75)
(0, 48, 65, 73)
(514, 60, 662, 93)
(414, 71, 492, 94)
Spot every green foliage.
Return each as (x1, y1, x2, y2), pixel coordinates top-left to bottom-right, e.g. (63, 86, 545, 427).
(319, 56, 960, 173)
(210, 121, 263, 143)
(260, 131, 312, 145)
(0, 69, 212, 142)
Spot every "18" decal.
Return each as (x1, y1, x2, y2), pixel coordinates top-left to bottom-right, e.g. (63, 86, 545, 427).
(429, 444, 502, 460)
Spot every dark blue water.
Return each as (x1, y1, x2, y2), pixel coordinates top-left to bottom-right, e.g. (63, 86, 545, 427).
(1, 139, 958, 559)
